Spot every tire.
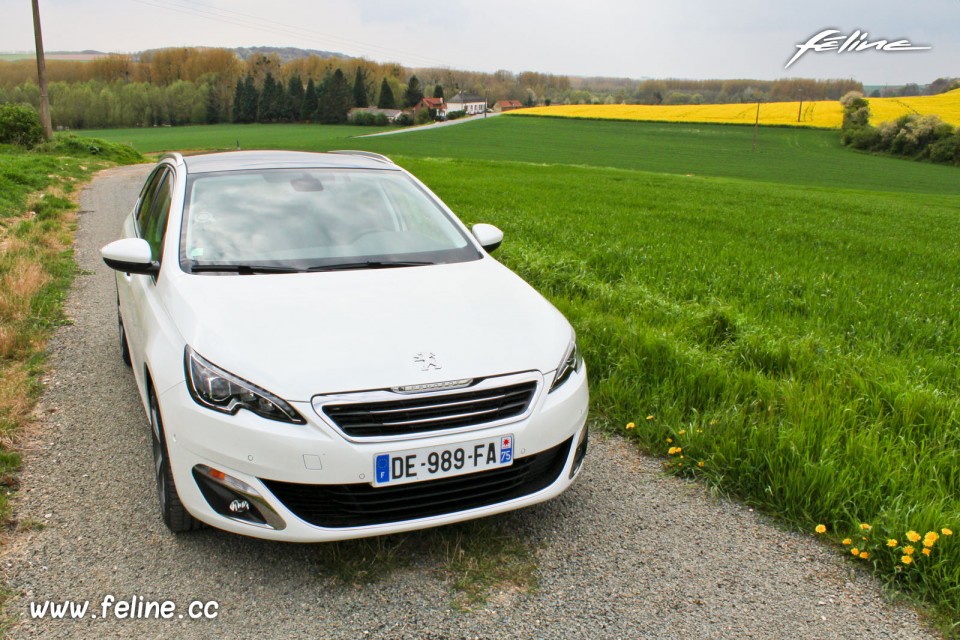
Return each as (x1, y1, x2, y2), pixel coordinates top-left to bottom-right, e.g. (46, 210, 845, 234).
(149, 386, 203, 532)
(117, 308, 132, 367)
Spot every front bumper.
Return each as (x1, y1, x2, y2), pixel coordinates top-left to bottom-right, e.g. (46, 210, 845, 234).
(158, 367, 589, 542)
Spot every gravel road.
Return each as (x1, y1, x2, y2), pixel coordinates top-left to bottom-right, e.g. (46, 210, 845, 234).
(2, 164, 937, 639)
(357, 112, 500, 137)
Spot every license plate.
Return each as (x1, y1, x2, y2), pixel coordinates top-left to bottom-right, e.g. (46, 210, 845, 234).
(373, 434, 514, 487)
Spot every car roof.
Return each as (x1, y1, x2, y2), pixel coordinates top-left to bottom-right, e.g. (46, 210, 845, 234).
(177, 150, 398, 174)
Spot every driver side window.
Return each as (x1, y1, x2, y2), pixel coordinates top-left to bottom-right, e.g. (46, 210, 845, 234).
(136, 168, 173, 263)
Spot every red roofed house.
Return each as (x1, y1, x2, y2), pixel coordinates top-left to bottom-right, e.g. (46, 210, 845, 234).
(415, 97, 446, 120)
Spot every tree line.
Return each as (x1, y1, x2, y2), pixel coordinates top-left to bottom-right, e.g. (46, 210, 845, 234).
(0, 47, 952, 130)
(0, 67, 435, 130)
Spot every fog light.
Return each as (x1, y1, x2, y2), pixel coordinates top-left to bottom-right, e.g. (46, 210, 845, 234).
(229, 499, 250, 514)
(192, 465, 285, 530)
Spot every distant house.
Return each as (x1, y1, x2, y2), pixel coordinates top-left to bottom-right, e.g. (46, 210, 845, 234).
(493, 100, 524, 113)
(348, 107, 404, 122)
(415, 97, 446, 119)
(446, 92, 486, 116)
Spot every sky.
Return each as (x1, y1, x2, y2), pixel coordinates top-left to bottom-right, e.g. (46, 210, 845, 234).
(2, 0, 956, 85)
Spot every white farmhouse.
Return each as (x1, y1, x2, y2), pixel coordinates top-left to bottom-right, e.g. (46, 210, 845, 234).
(446, 92, 487, 116)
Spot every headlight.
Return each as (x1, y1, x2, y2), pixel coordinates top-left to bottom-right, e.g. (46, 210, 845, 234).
(184, 347, 305, 424)
(549, 338, 583, 393)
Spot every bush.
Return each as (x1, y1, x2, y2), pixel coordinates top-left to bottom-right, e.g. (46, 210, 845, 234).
(840, 92, 870, 131)
(349, 111, 376, 126)
(415, 108, 433, 125)
(843, 125, 882, 151)
(930, 133, 960, 165)
(0, 103, 43, 148)
(446, 110, 466, 121)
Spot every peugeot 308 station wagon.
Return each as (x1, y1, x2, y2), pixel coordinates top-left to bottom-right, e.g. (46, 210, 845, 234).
(101, 150, 589, 541)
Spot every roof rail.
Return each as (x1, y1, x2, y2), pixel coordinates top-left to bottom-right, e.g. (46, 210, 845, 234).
(328, 150, 394, 164)
(160, 152, 185, 167)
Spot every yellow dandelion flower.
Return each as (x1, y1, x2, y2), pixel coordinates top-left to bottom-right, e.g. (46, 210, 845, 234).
(678, 429, 687, 436)
(923, 532, 939, 546)
(887, 539, 898, 547)
(625, 422, 635, 430)
(906, 531, 921, 543)
(851, 548, 860, 556)
(666, 438, 673, 444)
(842, 538, 852, 546)
(815, 525, 827, 534)
(697, 461, 705, 468)
(904, 546, 915, 555)
(902, 555, 913, 565)
(942, 528, 953, 536)
(860, 523, 872, 531)
(922, 548, 931, 556)
(859, 551, 869, 559)
(646, 415, 654, 421)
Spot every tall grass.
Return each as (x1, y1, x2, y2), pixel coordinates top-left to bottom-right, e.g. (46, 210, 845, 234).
(396, 156, 960, 623)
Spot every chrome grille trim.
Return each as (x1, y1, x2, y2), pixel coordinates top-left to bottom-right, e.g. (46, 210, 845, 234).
(312, 372, 543, 443)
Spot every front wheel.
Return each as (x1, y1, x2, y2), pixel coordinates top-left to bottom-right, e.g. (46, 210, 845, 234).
(149, 387, 202, 533)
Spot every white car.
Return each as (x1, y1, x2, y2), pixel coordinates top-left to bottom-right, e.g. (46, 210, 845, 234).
(101, 150, 589, 542)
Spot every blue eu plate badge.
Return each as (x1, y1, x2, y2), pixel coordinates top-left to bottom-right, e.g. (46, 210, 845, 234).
(500, 436, 513, 464)
(375, 454, 391, 484)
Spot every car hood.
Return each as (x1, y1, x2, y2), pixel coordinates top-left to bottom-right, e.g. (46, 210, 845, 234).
(167, 259, 571, 401)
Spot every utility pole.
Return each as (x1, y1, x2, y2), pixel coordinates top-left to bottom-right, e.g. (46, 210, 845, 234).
(31, 0, 53, 140)
(797, 90, 803, 123)
(752, 101, 761, 152)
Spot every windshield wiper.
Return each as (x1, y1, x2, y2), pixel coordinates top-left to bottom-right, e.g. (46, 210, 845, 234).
(189, 263, 304, 274)
(306, 260, 434, 272)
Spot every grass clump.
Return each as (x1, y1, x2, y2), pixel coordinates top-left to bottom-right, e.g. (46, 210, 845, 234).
(310, 517, 539, 607)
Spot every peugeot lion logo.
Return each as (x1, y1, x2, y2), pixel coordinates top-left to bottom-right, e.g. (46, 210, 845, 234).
(414, 353, 442, 371)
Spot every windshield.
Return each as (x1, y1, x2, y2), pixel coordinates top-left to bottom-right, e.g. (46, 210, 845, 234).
(179, 168, 480, 273)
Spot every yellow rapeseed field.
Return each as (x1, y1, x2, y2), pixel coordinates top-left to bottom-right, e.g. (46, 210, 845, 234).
(509, 88, 960, 129)
(869, 89, 960, 126)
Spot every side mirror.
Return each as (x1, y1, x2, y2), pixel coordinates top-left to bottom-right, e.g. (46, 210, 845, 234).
(472, 223, 504, 253)
(102, 238, 159, 275)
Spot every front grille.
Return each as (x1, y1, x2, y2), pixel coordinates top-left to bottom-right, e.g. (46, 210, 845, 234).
(261, 437, 572, 528)
(321, 381, 538, 438)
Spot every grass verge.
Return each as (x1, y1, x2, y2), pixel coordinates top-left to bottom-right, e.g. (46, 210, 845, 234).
(0, 134, 143, 526)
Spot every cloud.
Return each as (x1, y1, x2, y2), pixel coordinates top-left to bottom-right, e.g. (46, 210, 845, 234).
(1, 0, 955, 83)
